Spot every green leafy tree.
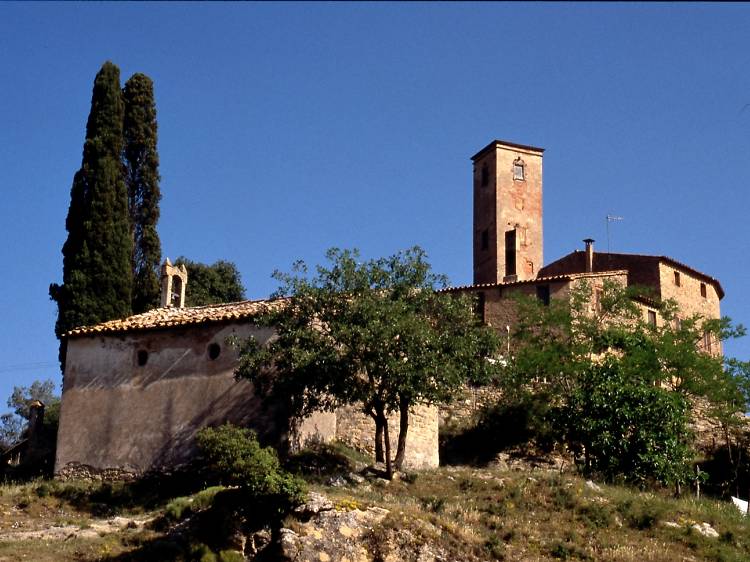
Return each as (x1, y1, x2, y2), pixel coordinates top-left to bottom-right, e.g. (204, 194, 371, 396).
(499, 279, 747, 487)
(174, 257, 246, 306)
(123, 73, 162, 314)
(235, 247, 500, 477)
(50, 61, 133, 368)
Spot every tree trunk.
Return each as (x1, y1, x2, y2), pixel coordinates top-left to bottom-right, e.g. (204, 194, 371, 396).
(394, 397, 409, 470)
(375, 418, 385, 463)
(378, 409, 393, 479)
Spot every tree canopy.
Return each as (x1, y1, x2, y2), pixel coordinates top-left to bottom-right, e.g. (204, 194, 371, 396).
(235, 247, 501, 476)
(497, 279, 749, 487)
(174, 257, 246, 307)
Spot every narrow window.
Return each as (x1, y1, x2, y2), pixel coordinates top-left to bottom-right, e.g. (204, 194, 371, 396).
(700, 283, 707, 298)
(647, 310, 657, 327)
(474, 292, 486, 323)
(703, 331, 712, 353)
(137, 350, 149, 367)
(208, 343, 221, 360)
(536, 285, 550, 306)
(481, 229, 489, 251)
(513, 157, 525, 181)
(481, 164, 489, 187)
(505, 230, 517, 276)
(673, 271, 681, 287)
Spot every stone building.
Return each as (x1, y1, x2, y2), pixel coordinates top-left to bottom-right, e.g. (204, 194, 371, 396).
(54, 138, 724, 478)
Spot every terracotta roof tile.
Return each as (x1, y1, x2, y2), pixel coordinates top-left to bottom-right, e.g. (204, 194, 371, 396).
(64, 299, 281, 338)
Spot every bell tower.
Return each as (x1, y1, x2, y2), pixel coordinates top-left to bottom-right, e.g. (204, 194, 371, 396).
(160, 258, 188, 308)
(472, 139, 544, 285)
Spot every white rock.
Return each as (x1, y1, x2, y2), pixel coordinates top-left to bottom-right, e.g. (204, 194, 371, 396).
(585, 480, 602, 493)
(691, 522, 719, 538)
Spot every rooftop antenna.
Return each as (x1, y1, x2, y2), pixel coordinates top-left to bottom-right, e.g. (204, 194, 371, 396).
(606, 214, 623, 269)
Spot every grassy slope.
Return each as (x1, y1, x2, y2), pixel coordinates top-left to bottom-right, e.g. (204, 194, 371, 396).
(0, 463, 749, 561)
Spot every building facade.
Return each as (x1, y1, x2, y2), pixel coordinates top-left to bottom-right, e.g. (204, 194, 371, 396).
(54, 139, 724, 477)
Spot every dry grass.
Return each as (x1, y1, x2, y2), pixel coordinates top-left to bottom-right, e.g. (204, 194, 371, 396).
(313, 466, 750, 561)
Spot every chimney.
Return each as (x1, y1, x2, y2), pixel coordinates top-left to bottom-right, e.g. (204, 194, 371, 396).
(583, 239, 595, 273)
(160, 258, 188, 308)
(27, 400, 45, 448)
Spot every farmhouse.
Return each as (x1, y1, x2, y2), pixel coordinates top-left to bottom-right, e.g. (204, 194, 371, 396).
(54, 139, 724, 478)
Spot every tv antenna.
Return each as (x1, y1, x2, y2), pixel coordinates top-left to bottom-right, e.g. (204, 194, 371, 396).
(606, 215, 623, 268)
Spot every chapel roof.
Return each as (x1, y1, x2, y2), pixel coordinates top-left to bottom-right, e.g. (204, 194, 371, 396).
(64, 299, 280, 338)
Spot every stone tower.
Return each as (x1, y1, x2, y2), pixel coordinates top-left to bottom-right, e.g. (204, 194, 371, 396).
(472, 140, 544, 285)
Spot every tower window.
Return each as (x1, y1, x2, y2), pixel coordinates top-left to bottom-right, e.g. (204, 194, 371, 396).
(505, 229, 517, 276)
(481, 164, 489, 187)
(647, 310, 657, 327)
(673, 271, 681, 287)
(513, 157, 525, 181)
(481, 229, 489, 251)
(700, 283, 707, 298)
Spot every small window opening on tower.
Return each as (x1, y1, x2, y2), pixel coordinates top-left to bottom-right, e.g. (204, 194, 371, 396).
(481, 164, 489, 187)
(700, 283, 707, 298)
(481, 229, 489, 251)
(513, 157, 525, 181)
(673, 271, 681, 287)
(703, 331, 713, 353)
(505, 229, 517, 276)
(647, 310, 657, 327)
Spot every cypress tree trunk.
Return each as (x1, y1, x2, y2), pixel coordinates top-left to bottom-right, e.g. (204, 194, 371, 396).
(50, 61, 133, 370)
(123, 73, 162, 313)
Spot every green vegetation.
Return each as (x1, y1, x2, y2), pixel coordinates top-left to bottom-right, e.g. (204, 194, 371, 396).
(124, 73, 162, 314)
(0, 446, 747, 560)
(235, 246, 501, 476)
(50, 61, 134, 368)
(493, 280, 749, 487)
(195, 424, 305, 516)
(173, 257, 246, 306)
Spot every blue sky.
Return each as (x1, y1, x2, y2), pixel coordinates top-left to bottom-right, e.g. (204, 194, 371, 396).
(1, 3, 749, 407)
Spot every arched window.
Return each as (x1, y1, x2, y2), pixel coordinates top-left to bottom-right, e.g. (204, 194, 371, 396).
(513, 157, 525, 181)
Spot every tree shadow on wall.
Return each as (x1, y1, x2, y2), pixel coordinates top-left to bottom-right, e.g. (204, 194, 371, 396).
(440, 396, 558, 466)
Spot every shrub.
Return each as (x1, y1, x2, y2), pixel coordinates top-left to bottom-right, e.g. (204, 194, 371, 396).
(195, 424, 305, 516)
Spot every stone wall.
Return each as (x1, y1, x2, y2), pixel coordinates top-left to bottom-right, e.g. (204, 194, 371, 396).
(56, 322, 300, 476)
(335, 404, 439, 469)
(56, 319, 440, 476)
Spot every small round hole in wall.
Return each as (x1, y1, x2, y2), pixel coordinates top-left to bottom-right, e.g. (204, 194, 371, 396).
(137, 350, 149, 366)
(208, 343, 221, 360)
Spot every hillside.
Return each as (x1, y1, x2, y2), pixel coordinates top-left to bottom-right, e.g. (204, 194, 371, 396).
(0, 451, 748, 562)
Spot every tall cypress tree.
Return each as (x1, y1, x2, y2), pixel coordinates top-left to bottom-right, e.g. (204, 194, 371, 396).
(50, 62, 133, 368)
(123, 73, 162, 313)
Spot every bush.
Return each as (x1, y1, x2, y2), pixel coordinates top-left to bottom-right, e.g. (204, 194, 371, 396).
(195, 424, 305, 516)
